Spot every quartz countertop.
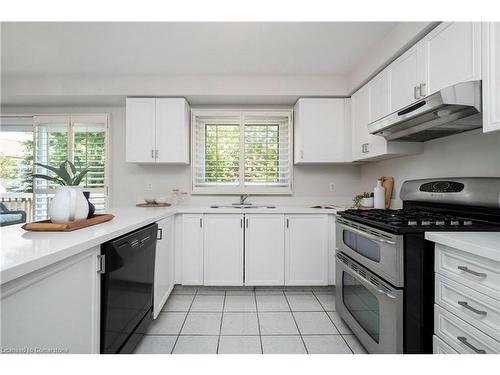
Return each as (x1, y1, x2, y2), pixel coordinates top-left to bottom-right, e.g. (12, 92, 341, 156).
(1, 205, 342, 285)
(425, 231, 500, 262)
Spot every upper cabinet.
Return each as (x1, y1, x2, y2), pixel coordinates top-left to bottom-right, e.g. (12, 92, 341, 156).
(126, 97, 190, 163)
(294, 98, 351, 164)
(482, 22, 500, 133)
(387, 43, 425, 112)
(422, 22, 481, 96)
(367, 70, 390, 123)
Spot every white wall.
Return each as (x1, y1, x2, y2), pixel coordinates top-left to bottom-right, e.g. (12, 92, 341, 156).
(1, 105, 361, 208)
(358, 129, 500, 205)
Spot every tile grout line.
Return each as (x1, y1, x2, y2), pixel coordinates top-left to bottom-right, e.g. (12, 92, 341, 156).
(170, 288, 198, 354)
(253, 290, 264, 354)
(312, 290, 354, 354)
(216, 290, 227, 354)
(283, 291, 309, 354)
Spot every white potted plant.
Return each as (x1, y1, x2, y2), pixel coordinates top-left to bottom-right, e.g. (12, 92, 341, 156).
(33, 160, 90, 223)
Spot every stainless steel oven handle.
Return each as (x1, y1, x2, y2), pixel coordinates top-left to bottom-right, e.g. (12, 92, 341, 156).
(336, 254, 398, 300)
(340, 223, 396, 245)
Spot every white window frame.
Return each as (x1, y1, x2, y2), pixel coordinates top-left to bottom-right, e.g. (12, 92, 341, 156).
(33, 114, 110, 219)
(191, 109, 293, 195)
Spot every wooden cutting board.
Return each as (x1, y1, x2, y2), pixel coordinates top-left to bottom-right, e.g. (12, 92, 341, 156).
(22, 214, 114, 232)
(380, 176, 394, 209)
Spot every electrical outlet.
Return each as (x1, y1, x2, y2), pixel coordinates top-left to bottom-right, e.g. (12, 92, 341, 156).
(146, 183, 153, 191)
(329, 182, 335, 192)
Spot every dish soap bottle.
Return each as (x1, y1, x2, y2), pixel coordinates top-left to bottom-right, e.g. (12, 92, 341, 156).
(374, 179, 386, 209)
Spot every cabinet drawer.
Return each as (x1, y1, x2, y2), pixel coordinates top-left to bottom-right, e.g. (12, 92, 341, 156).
(434, 305, 500, 354)
(435, 244, 500, 300)
(436, 274, 500, 341)
(433, 335, 459, 354)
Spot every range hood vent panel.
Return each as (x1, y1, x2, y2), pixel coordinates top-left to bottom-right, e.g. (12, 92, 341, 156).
(368, 81, 482, 142)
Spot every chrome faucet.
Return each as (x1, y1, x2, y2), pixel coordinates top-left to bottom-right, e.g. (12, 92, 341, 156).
(239, 194, 250, 205)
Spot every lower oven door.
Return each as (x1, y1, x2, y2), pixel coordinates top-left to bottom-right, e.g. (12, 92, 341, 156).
(336, 251, 403, 354)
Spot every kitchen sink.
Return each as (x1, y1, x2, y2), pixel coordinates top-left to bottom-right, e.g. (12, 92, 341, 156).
(210, 205, 276, 209)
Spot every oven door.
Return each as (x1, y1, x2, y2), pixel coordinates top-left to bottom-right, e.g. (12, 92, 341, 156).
(336, 217, 404, 287)
(336, 252, 403, 354)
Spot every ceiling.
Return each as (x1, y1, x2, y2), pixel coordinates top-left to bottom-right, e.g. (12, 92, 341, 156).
(1, 22, 397, 76)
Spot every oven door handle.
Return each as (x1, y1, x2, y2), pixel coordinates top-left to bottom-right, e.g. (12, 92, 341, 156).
(339, 223, 396, 245)
(336, 254, 399, 300)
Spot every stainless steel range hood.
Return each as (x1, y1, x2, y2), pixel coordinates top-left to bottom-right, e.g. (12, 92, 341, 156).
(368, 80, 482, 142)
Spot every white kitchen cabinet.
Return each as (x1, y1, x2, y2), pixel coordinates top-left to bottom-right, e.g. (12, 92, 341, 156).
(153, 216, 175, 318)
(328, 215, 336, 285)
(368, 70, 391, 123)
(285, 214, 329, 286)
(126, 97, 190, 163)
(126, 98, 156, 163)
(203, 214, 244, 286)
(482, 22, 500, 133)
(181, 214, 204, 285)
(0, 247, 100, 353)
(294, 98, 351, 163)
(423, 22, 481, 96)
(155, 98, 190, 163)
(351, 85, 423, 162)
(387, 43, 425, 112)
(244, 214, 285, 286)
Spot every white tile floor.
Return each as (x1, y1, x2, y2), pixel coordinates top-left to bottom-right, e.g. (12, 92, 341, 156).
(134, 285, 368, 354)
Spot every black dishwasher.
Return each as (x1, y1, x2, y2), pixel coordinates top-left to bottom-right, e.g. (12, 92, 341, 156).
(100, 223, 157, 354)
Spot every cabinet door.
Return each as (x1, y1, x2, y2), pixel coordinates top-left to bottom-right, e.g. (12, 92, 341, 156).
(294, 98, 347, 163)
(351, 85, 370, 161)
(204, 214, 244, 286)
(245, 214, 285, 286)
(181, 214, 204, 285)
(368, 70, 391, 123)
(285, 215, 329, 286)
(0, 248, 100, 353)
(155, 98, 190, 164)
(423, 22, 481, 96)
(388, 43, 424, 112)
(126, 98, 156, 163)
(482, 22, 500, 133)
(153, 216, 174, 318)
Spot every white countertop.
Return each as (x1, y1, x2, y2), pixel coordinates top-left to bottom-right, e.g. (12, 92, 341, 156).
(1, 205, 341, 285)
(425, 232, 500, 262)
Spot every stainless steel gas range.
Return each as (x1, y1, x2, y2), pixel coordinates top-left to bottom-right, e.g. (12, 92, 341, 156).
(335, 177, 500, 354)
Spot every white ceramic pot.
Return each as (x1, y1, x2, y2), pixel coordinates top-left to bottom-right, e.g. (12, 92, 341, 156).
(360, 197, 374, 208)
(49, 186, 89, 223)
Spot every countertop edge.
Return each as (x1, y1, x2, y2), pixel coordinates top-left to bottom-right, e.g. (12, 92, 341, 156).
(425, 232, 500, 262)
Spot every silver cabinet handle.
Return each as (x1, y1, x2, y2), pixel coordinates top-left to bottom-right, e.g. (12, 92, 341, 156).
(414, 86, 420, 100)
(457, 266, 487, 278)
(240, 218, 243, 228)
(286, 218, 289, 228)
(419, 83, 427, 97)
(199, 218, 202, 228)
(457, 336, 486, 354)
(157, 228, 163, 240)
(245, 218, 248, 229)
(151, 149, 154, 159)
(361, 143, 369, 153)
(458, 301, 487, 316)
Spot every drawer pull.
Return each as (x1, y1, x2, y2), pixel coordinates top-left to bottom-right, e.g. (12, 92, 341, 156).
(457, 266, 487, 278)
(457, 336, 486, 354)
(458, 301, 487, 316)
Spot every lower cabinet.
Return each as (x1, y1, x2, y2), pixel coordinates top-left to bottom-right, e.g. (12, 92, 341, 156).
(285, 215, 329, 286)
(203, 214, 244, 286)
(245, 214, 285, 286)
(181, 214, 204, 285)
(0, 247, 100, 353)
(153, 216, 174, 318)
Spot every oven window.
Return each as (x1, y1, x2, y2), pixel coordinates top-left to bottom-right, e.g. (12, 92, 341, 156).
(343, 230, 381, 262)
(343, 272, 380, 343)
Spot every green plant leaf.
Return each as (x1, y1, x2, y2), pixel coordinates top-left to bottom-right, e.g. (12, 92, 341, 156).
(68, 160, 77, 175)
(32, 174, 66, 186)
(72, 168, 89, 186)
(34, 162, 61, 176)
(56, 160, 72, 185)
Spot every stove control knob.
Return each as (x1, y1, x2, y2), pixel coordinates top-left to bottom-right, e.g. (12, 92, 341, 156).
(463, 220, 473, 226)
(408, 220, 418, 226)
(450, 220, 460, 226)
(422, 220, 431, 226)
(435, 220, 445, 226)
